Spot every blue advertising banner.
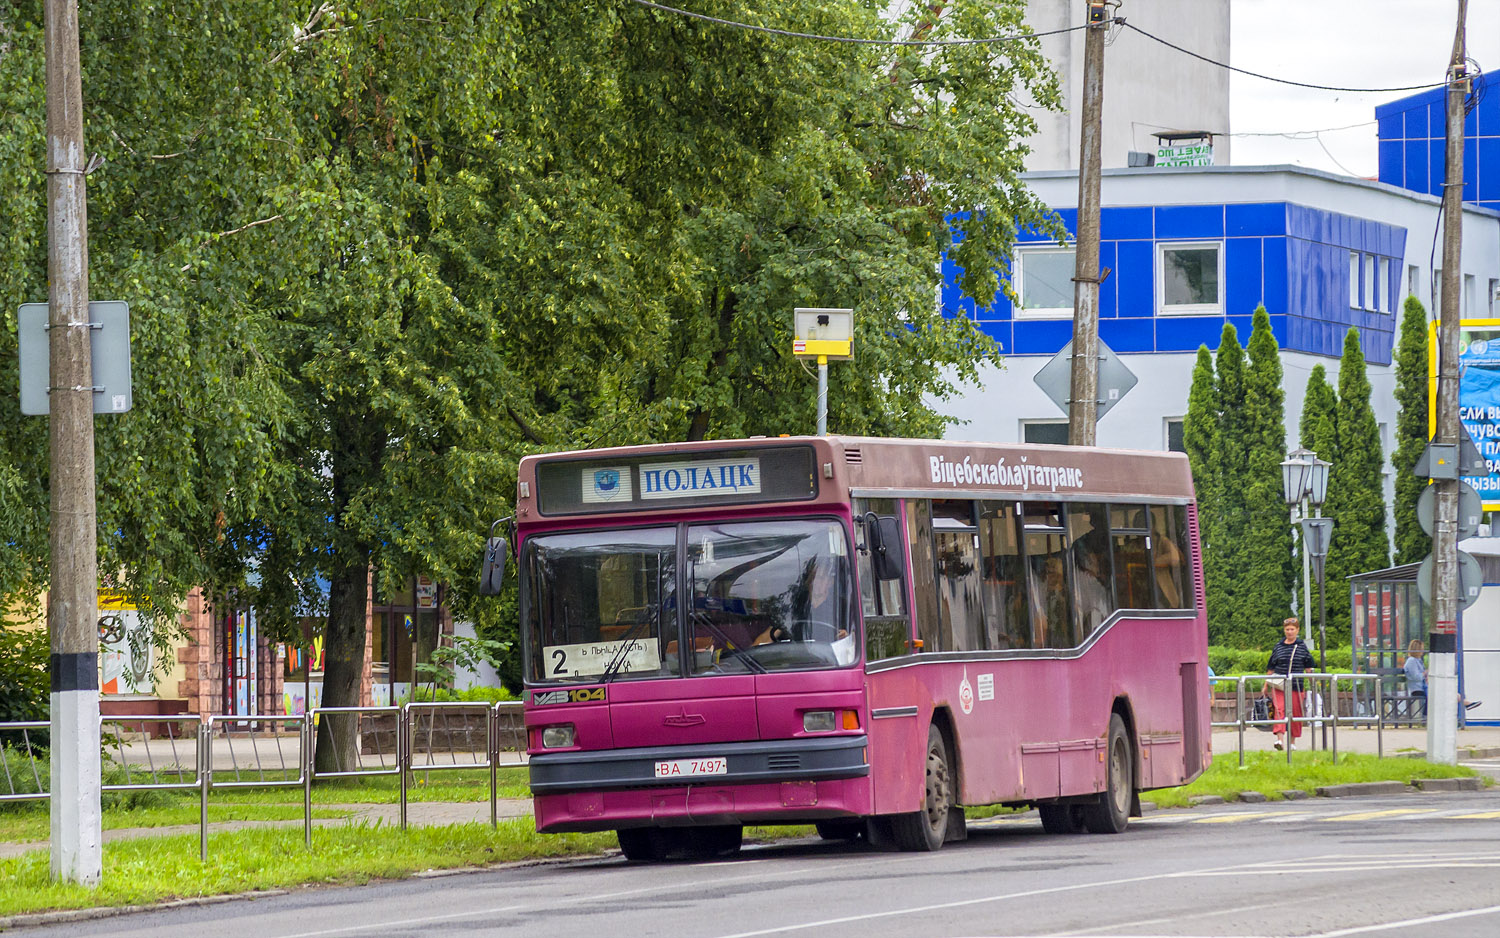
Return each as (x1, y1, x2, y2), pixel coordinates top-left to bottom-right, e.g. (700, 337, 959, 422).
(1432, 320, 1500, 509)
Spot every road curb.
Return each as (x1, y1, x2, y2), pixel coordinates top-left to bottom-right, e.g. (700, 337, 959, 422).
(1412, 776, 1484, 792)
(0, 889, 290, 931)
(1314, 781, 1408, 798)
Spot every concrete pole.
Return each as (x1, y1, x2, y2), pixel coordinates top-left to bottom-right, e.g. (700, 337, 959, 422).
(1067, 2, 1108, 446)
(1429, 0, 1468, 766)
(816, 355, 828, 436)
(44, 0, 102, 884)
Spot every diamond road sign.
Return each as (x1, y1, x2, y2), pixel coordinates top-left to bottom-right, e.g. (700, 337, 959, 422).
(1032, 339, 1138, 420)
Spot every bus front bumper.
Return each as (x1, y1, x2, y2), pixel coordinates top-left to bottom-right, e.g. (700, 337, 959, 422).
(529, 736, 871, 832)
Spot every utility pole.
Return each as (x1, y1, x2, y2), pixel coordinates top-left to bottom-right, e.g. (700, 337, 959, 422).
(1068, 0, 1112, 446)
(45, 0, 102, 883)
(1430, 0, 1469, 766)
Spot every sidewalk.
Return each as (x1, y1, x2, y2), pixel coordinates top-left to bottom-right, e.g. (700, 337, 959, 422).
(1211, 724, 1500, 758)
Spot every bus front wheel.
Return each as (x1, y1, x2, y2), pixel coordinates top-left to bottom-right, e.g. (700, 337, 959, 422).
(891, 724, 953, 851)
(617, 827, 673, 861)
(1082, 714, 1133, 834)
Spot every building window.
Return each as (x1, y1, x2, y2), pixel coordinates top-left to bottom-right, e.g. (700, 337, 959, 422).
(1490, 279, 1499, 318)
(1408, 265, 1420, 300)
(1022, 420, 1069, 445)
(1165, 418, 1185, 453)
(1016, 247, 1076, 318)
(1365, 254, 1378, 311)
(1465, 274, 1476, 318)
(1158, 242, 1222, 314)
(1378, 258, 1390, 312)
(1350, 252, 1361, 308)
(1433, 268, 1442, 313)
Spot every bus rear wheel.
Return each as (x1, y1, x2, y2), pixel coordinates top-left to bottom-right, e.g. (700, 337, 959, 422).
(1082, 713, 1133, 834)
(891, 724, 953, 852)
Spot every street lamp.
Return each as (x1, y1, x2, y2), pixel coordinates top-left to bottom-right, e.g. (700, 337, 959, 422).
(1280, 448, 1331, 654)
(1283, 448, 1332, 748)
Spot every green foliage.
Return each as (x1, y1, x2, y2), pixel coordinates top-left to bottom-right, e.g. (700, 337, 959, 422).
(1239, 308, 1294, 645)
(1150, 751, 1477, 809)
(1392, 297, 1432, 565)
(1184, 345, 1225, 637)
(1207, 645, 1352, 676)
(0, 1, 1059, 705)
(0, 623, 47, 727)
(1298, 364, 1339, 616)
(411, 633, 511, 695)
(1324, 329, 1390, 638)
(1185, 318, 1293, 647)
(408, 685, 518, 705)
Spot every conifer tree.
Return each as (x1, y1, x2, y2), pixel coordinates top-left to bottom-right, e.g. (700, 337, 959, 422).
(1324, 329, 1390, 640)
(1297, 364, 1339, 627)
(1239, 307, 1295, 647)
(1391, 297, 1432, 565)
(1212, 324, 1248, 645)
(1183, 346, 1227, 641)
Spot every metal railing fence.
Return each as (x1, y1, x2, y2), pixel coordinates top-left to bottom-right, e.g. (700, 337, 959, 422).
(1210, 673, 1384, 766)
(0, 700, 529, 862)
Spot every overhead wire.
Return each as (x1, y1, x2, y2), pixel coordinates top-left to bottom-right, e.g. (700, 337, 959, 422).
(1118, 21, 1449, 94)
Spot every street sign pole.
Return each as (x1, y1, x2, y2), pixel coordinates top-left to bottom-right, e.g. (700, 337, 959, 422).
(1430, 3, 1470, 766)
(44, 0, 102, 884)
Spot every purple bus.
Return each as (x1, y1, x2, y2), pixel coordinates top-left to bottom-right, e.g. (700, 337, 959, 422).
(482, 436, 1209, 860)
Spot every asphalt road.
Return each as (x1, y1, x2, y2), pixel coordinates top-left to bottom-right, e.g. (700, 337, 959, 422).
(16, 790, 1500, 938)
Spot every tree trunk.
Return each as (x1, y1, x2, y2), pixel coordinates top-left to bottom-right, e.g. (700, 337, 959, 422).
(314, 558, 371, 774)
(314, 409, 383, 775)
(684, 290, 736, 442)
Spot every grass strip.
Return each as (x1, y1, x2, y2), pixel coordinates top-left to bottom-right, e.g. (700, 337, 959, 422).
(0, 804, 351, 843)
(1147, 751, 1482, 808)
(0, 820, 616, 918)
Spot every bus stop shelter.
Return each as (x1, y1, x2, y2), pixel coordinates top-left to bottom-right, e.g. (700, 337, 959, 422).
(1350, 539, 1500, 727)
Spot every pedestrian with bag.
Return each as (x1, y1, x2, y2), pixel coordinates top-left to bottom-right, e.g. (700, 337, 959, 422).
(1266, 617, 1316, 750)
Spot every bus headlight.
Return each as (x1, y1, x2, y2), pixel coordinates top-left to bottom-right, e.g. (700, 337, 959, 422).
(803, 711, 836, 733)
(541, 724, 576, 748)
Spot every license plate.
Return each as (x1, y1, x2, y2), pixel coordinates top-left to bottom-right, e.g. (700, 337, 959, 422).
(654, 757, 727, 779)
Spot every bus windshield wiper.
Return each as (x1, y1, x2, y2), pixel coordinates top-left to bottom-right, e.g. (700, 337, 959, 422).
(692, 613, 767, 674)
(601, 613, 653, 683)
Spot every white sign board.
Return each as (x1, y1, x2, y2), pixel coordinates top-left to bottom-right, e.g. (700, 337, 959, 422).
(1155, 143, 1214, 168)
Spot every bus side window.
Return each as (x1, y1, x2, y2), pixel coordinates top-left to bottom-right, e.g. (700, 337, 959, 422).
(1022, 501, 1073, 649)
(857, 498, 909, 661)
(978, 501, 1029, 649)
(1150, 504, 1191, 610)
(1110, 505, 1152, 610)
(932, 500, 984, 652)
(1067, 503, 1114, 639)
(906, 499, 941, 654)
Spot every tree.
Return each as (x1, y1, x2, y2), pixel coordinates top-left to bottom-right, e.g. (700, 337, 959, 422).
(1298, 364, 1339, 617)
(1238, 307, 1294, 647)
(1324, 328, 1390, 639)
(1392, 296, 1432, 565)
(2, 1, 1062, 741)
(1210, 324, 1248, 645)
(1183, 346, 1228, 642)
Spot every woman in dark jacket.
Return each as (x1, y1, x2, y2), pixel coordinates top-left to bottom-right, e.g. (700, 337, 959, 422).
(1266, 617, 1316, 750)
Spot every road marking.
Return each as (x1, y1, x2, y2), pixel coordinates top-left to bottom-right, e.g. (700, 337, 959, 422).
(1309, 902, 1500, 937)
(1191, 811, 1300, 823)
(1449, 810, 1500, 818)
(1318, 808, 1439, 822)
(1063, 900, 1272, 935)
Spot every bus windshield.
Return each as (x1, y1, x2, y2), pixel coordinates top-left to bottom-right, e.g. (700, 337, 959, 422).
(685, 519, 854, 675)
(522, 519, 856, 684)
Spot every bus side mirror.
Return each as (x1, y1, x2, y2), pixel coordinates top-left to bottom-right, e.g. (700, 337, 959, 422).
(479, 537, 508, 595)
(868, 514, 906, 582)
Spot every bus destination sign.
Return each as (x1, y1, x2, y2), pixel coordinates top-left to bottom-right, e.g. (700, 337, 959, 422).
(534, 445, 815, 516)
(640, 458, 760, 500)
